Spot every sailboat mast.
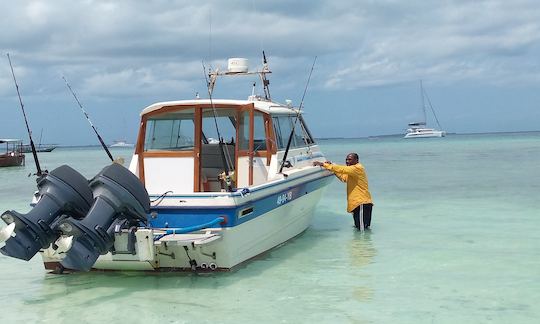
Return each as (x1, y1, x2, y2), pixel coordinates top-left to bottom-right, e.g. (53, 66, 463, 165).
(423, 88, 443, 130)
(420, 80, 427, 125)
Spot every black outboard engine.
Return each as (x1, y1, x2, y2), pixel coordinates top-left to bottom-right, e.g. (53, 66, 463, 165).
(0, 165, 93, 261)
(57, 163, 150, 271)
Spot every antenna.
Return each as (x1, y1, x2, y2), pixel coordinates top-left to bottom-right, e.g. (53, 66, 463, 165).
(208, 8, 213, 67)
(6, 53, 43, 177)
(279, 56, 317, 174)
(261, 51, 271, 100)
(251, 82, 256, 97)
(62, 76, 115, 162)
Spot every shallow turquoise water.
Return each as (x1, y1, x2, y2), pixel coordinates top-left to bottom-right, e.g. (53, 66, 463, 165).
(0, 133, 538, 323)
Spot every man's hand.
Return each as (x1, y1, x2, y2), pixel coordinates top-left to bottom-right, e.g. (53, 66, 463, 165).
(313, 161, 331, 167)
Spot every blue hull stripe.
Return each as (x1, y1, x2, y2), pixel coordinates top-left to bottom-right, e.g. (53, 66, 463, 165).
(148, 174, 333, 229)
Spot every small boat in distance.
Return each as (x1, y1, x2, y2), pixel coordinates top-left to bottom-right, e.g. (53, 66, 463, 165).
(20, 130, 57, 152)
(404, 81, 446, 139)
(110, 140, 134, 148)
(404, 123, 445, 138)
(0, 139, 25, 167)
(20, 144, 57, 153)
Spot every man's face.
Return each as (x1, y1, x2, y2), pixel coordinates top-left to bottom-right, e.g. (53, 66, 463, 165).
(345, 154, 357, 166)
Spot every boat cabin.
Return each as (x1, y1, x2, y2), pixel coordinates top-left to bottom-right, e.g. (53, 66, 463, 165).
(130, 100, 315, 194)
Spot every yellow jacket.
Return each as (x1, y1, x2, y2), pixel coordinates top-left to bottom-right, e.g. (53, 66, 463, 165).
(323, 162, 372, 212)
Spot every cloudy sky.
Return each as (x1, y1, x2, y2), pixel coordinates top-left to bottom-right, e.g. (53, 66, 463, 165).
(1, 0, 539, 145)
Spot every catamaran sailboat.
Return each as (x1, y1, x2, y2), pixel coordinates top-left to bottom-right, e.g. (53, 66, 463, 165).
(404, 81, 446, 139)
(0, 56, 333, 273)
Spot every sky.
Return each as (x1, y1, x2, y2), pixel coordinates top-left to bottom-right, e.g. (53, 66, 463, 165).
(1, 0, 540, 145)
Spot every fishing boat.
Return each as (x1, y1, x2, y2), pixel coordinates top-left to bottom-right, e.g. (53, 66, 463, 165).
(0, 56, 333, 273)
(404, 81, 446, 139)
(0, 139, 25, 167)
(20, 144, 57, 153)
(20, 130, 57, 152)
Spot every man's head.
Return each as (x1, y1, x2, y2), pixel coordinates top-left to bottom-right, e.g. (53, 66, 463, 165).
(345, 153, 359, 166)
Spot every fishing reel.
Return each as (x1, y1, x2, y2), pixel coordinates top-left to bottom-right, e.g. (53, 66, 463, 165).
(218, 170, 235, 192)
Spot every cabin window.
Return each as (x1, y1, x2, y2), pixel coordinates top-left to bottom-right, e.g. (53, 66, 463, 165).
(201, 108, 236, 172)
(144, 109, 195, 151)
(253, 112, 267, 151)
(299, 116, 315, 145)
(239, 111, 267, 151)
(273, 116, 292, 149)
(272, 115, 314, 149)
(238, 110, 249, 150)
(201, 108, 236, 144)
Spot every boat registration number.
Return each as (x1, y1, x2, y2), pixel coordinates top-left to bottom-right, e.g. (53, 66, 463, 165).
(277, 191, 293, 205)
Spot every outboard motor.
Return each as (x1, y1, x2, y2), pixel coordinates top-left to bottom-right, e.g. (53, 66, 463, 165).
(57, 163, 150, 271)
(0, 165, 93, 261)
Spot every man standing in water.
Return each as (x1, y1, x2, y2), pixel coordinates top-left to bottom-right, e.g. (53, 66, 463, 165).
(313, 153, 373, 230)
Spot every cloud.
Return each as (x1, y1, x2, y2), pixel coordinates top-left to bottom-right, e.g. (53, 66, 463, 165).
(1, 0, 540, 100)
(324, 0, 540, 88)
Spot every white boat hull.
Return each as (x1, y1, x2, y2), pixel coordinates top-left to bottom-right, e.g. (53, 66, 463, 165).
(40, 172, 332, 272)
(404, 129, 446, 138)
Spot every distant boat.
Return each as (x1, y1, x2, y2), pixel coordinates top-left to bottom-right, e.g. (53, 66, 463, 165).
(404, 81, 446, 139)
(20, 144, 57, 153)
(0, 139, 25, 167)
(20, 130, 57, 152)
(110, 140, 134, 148)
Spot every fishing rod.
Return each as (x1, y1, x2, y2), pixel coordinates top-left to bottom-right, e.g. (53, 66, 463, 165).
(278, 56, 317, 174)
(202, 61, 233, 191)
(6, 53, 43, 177)
(62, 76, 114, 162)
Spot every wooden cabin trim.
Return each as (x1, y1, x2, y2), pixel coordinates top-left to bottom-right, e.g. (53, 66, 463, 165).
(136, 119, 147, 185)
(143, 103, 245, 119)
(264, 114, 275, 165)
(136, 101, 270, 192)
(249, 106, 254, 186)
(194, 108, 202, 192)
(234, 108, 241, 187)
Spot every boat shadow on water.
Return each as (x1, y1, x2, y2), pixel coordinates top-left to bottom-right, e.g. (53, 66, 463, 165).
(15, 232, 320, 310)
